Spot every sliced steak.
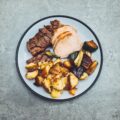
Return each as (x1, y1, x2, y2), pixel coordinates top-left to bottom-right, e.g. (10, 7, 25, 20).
(26, 19, 61, 56)
(26, 54, 51, 64)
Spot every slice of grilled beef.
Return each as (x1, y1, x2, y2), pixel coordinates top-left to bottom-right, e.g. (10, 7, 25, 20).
(26, 54, 51, 64)
(27, 20, 61, 56)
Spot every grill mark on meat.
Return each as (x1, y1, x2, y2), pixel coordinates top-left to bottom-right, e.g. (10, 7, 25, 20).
(57, 31, 72, 40)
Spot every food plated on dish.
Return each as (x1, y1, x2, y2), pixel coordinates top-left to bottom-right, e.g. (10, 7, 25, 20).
(25, 19, 99, 98)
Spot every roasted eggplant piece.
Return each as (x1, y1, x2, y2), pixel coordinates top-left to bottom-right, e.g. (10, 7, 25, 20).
(69, 50, 84, 68)
(74, 50, 84, 67)
(71, 66, 84, 78)
(68, 51, 79, 61)
(81, 54, 92, 69)
(86, 61, 98, 75)
(82, 40, 98, 52)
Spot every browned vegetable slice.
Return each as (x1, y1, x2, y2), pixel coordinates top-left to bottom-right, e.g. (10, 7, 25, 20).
(43, 78, 51, 93)
(51, 89, 61, 98)
(74, 50, 84, 67)
(86, 61, 98, 75)
(79, 72, 88, 80)
(34, 76, 44, 86)
(82, 40, 98, 52)
(81, 54, 92, 69)
(69, 88, 77, 95)
(63, 60, 72, 69)
(41, 65, 51, 78)
(25, 70, 38, 80)
(69, 73, 79, 89)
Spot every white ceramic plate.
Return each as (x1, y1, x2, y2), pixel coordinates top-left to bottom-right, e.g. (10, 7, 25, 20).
(16, 15, 103, 101)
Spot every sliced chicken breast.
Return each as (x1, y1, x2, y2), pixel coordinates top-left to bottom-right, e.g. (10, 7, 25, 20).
(52, 25, 76, 45)
(54, 31, 83, 58)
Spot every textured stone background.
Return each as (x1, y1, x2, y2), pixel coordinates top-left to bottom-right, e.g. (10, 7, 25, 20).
(0, 0, 120, 120)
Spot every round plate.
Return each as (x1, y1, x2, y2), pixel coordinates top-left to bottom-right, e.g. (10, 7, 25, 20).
(16, 15, 103, 101)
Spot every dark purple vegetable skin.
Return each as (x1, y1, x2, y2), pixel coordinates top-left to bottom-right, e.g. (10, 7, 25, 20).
(71, 66, 84, 78)
(82, 40, 98, 52)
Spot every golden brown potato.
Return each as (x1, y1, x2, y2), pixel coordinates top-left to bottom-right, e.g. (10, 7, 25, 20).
(25, 63, 37, 70)
(41, 65, 51, 78)
(53, 59, 61, 65)
(52, 78, 65, 91)
(60, 66, 69, 76)
(79, 72, 88, 80)
(34, 76, 44, 86)
(51, 89, 61, 98)
(69, 88, 77, 95)
(86, 61, 98, 75)
(49, 63, 61, 75)
(69, 73, 78, 89)
(43, 78, 51, 93)
(26, 70, 38, 80)
(63, 60, 72, 69)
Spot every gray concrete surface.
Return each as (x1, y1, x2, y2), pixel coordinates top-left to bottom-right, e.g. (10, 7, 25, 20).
(0, 0, 120, 120)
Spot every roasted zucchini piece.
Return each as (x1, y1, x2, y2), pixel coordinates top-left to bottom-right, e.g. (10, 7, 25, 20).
(86, 61, 98, 75)
(74, 50, 84, 67)
(51, 89, 61, 98)
(69, 88, 77, 95)
(34, 76, 44, 86)
(79, 72, 88, 80)
(44, 50, 60, 58)
(82, 40, 98, 52)
(26, 70, 38, 80)
(69, 73, 79, 89)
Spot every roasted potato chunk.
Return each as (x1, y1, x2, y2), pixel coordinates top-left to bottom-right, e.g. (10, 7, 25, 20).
(69, 88, 77, 95)
(25, 70, 38, 80)
(34, 76, 44, 86)
(51, 89, 61, 98)
(69, 73, 78, 89)
(60, 66, 69, 76)
(52, 78, 65, 91)
(41, 65, 51, 78)
(25, 63, 37, 69)
(86, 61, 98, 75)
(53, 59, 61, 65)
(79, 72, 88, 80)
(63, 60, 72, 69)
(43, 78, 51, 93)
(49, 63, 61, 75)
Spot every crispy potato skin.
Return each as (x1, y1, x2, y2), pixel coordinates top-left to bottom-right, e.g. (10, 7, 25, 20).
(69, 88, 77, 95)
(51, 89, 61, 98)
(26, 70, 38, 80)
